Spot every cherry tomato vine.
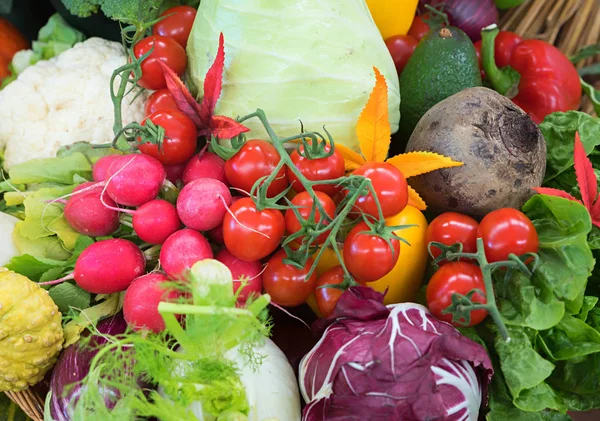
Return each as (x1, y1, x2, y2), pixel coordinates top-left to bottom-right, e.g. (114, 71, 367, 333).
(212, 109, 414, 293)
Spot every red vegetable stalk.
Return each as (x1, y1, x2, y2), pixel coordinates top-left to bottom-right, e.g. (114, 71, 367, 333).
(480, 24, 582, 124)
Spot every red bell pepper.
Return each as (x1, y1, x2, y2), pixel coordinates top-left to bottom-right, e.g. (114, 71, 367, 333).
(475, 25, 581, 124)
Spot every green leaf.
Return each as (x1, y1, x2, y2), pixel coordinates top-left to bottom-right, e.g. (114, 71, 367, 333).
(47, 214, 80, 251)
(57, 141, 123, 165)
(63, 293, 122, 347)
(540, 111, 600, 183)
(570, 44, 600, 64)
(495, 326, 556, 405)
(580, 78, 600, 117)
(522, 195, 595, 313)
(5, 253, 64, 282)
(538, 314, 600, 360)
(9, 152, 92, 185)
(0, 393, 30, 421)
(49, 282, 91, 314)
(18, 185, 74, 241)
(13, 222, 71, 261)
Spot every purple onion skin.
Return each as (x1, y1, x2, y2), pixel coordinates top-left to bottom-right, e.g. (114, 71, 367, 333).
(419, 0, 498, 41)
(49, 314, 129, 421)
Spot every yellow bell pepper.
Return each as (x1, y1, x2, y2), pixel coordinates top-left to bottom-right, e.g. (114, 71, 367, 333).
(365, 0, 419, 40)
(306, 205, 429, 316)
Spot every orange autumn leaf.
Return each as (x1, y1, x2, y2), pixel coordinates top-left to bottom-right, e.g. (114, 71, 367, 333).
(356, 67, 391, 163)
(336, 68, 463, 212)
(336, 144, 366, 171)
(386, 151, 463, 178)
(407, 186, 427, 210)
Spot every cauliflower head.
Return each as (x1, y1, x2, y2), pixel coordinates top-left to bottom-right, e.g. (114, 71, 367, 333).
(0, 37, 148, 170)
(0, 268, 64, 392)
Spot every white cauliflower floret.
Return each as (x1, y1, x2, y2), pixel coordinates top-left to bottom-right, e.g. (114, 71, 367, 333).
(0, 37, 148, 170)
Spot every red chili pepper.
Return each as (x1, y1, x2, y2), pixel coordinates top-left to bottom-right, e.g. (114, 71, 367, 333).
(477, 25, 581, 124)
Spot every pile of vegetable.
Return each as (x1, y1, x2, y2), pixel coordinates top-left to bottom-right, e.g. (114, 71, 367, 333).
(1, 1, 600, 421)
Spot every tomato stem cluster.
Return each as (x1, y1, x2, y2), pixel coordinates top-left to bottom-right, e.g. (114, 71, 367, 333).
(228, 109, 411, 289)
(429, 239, 540, 341)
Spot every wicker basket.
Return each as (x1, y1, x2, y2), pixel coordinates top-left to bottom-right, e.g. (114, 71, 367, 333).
(4, 1, 600, 420)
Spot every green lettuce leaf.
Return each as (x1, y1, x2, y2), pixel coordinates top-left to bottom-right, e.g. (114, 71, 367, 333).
(540, 111, 600, 184)
(8, 153, 92, 185)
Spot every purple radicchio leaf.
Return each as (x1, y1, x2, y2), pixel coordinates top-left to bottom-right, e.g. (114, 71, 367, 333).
(299, 293, 493, 421)
(49, 314, 128, 421)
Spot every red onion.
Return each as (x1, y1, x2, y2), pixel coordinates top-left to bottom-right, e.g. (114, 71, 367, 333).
(49, 314, 130, 421)
(419, 0, 498, 42)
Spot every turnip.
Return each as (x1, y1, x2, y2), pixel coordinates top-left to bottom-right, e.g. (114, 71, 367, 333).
(64, 184, 120, 237)
(132, 199, 181, 245)
(182, 152, 227, 185)
(405, 87, 546, 217)
(159, 229, 213, 279)
(74, 239, 146, 294)
(123, 273, 180, 333)
(216, 249, 263, 303)
(92, 155, 122, 182)
(176, 178, 232, 231)
(105, 154, 166, 207)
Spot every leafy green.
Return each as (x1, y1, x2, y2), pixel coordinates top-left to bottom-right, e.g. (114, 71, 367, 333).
(8, 153, 92, 185)
(0, 14, 85, 90)
(474, 195, 599, 418)
(540, 111, 600, 183)
(49, 282, 91, 314)
(61, 0, 200, 23)
(63, 293, 122, 347)
(0, 393, 30, 421)
(57, 141, 123, 165)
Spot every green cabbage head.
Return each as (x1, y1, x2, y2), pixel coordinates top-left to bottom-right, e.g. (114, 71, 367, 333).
(187, 0, 401, 151)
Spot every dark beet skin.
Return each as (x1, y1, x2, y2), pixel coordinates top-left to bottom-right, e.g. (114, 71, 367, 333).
(405, 87, 546, 218)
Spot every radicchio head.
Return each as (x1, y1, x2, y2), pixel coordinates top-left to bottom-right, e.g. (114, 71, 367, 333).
(299, 287, 493, 421)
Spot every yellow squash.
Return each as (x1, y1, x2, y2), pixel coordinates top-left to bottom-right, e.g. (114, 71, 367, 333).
(307, 205, 429, 316)
(365, 0, 419, 39)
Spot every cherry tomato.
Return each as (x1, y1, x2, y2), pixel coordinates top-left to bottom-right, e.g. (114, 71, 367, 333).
(145, 89, 178, 116)
(343, 222, 400, 282)
(224, 139, 288, 198)
(426, 261, 488, 327)
(223, 197, 285, 261)
(285, 191, 336, 244)
(133, 35, 187, 90)
(138, 109, 198, 165)
(263, 249, 317, 307)
(152, 6, 197, 49)
(350, 162, 408, 218)
(385, 35, 418, 75)
(408, 14, 432, 41)
(426, 212, 478, 264)
(314, 266, 347, 318)
(287, 144, 346, 197)
(477, 208, 539, 263)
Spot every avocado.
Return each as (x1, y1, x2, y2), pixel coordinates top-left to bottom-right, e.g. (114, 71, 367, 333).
(397, 26, 482, 149)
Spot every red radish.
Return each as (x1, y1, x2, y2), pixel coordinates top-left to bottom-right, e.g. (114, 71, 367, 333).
(216, 249, 263, 303)
(164, 162, 186, 184)
(160, 229, 213, 279)
(182, 152, 228, 185)
(105, 154, 166, 207)
(74, 181, 97, 192)
(74, 239, 146, 293)
(176, 178, 232, 231)
(64, 185, 120, 237)
(93, 155, 122, 182)
(133, 199, 181, 244)
(207, 225, 225, 245)
(123, 273, 180, 332)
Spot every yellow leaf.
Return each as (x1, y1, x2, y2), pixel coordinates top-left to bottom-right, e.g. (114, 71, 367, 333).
(386, 151, 463, 178)
(407, 185, 427, 210)
(356, 67, 391, 163)
(336, 144, 366, 171)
